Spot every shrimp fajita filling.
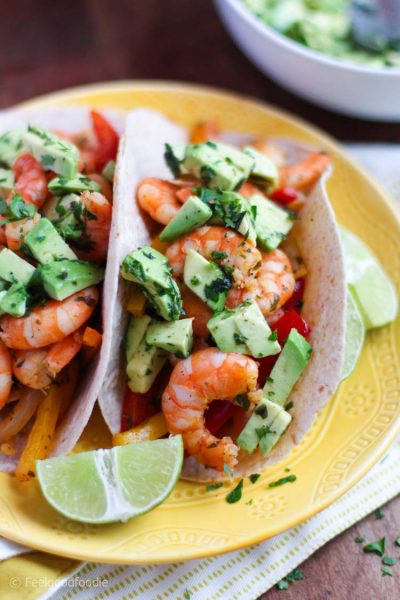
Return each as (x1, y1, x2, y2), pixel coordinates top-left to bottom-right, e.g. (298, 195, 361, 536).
(118, 120, 329, 475)
(0, 111, 119, 479)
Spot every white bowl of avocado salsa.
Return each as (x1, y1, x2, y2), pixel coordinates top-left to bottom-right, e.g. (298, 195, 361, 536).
(215, 0, 400, 120)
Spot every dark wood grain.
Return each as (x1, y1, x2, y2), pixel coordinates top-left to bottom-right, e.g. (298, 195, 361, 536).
(0, 1, 399, 597)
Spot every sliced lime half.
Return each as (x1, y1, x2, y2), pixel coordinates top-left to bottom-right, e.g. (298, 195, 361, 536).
(342, 288, 365, 380)
(36, 436, 183, 524)
(341, 228, 398, 330)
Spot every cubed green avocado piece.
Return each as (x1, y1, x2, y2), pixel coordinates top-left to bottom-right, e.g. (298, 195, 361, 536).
(0, 290, 7, 316)
(0, 168, 14, 197)
(36, 259, 104, 301)
(207, 301, 281, 358)
(146, 318, 193, 358)
(48, 174, 101, 196)
(237, 399, 285, 453)
(263, 328, 311, 407)
(43, 194, 85, 241)
(121, 246, 182, 321)
(0, 282, 28, 317)
(22, 125, 79, 178)
(243, 146, 278, 192)
(124, 315, 167, 393)
(165, 141, 254, 191)
(125, 315, 152, 363)
(183, 249, 231, 312)
(160, 195, 212, 242)
(0, 248, 35, 285)
(258, 408, 292, 455)
(101, 160, 115, 183)
(25, 218, 77, 264)
(217, 191, 256, 243)
(0, 129, 25, 167)
(249, 194, 294, 251)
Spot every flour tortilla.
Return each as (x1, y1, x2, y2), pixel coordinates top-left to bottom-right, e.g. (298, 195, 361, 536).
(101, 109, 346, 481)
(0, 107, 125, 470)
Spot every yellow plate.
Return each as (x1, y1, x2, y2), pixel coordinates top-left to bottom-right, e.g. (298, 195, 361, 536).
(0, 82, 399, 564)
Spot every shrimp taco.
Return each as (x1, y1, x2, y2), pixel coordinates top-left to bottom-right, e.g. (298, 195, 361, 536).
(100, 109, 346, 482)
(0, 106, 124, 478)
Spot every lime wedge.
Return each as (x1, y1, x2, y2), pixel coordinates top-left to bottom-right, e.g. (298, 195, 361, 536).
(340, 228, 398, 330)
(341, 288, 365, 380)
(36, 436, 183, 524)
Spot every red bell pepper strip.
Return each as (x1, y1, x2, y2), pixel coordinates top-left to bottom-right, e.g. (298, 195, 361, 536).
(121, 387, 158, 432)
(269, 187, 298, 206)
(90, 110, 119, 170)
(206, 400, 235, 435)
(272, 309, 311, 345)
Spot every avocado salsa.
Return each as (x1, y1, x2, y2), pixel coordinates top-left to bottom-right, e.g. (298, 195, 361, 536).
(244, 0, 400, 67)
(119, 127, 318, 470)
(0, 112, 118, 479)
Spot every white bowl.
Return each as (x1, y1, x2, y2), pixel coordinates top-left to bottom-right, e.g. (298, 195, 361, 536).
(215, 0, 400, 121)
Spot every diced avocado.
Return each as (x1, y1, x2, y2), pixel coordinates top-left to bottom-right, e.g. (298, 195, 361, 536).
(237, 399, 285, 453)
(43, 194, 85, 241)
(165, 141, 254, 191)
(0, 290, 7, 316)
(0, 168, 14, 197)
(36, 259, 104, 301)
(102, 160, 115, 182)
(263, 329, 311, 407)
(0, 129, 25, 167)
(243, 146, 278, 192)
(0, 248, 35, 285)
(125, 315, 152, 363)
(121, 246, 182, 321)
(125, 315, 167, 393)
(207, 301, 281, 358)
(48, 174, 101, 195)
(159, 195, 212, 242)
(183, 249, 231, 312)
(25, 218, 77, 264)
(146, 318, 193, 358)
(249, 194, 294, 251)
(0, 282, 28, 317)
(258, 408, 292, 455)
(22, 125, 79, 178)
(216, 191, 256, 243)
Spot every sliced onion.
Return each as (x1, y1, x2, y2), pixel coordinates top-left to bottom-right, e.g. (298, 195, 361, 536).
(0, 387, 42, 443)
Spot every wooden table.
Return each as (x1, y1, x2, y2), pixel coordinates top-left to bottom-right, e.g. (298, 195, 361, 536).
(1, 1, 399, 597)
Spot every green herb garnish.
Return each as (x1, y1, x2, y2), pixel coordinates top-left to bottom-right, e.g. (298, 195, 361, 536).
(382, 556, 396, 566)
(268, 330, 278, 341)
(375, 507, 384, 520)
(226, 479, 243, 504)
(268, 475, 297, 488)
(395, 537, 400, 546)
(363, 537, 386, 557)
(381, 567, 392, 577)
(206, 483, 223, 492)
(0, 193, 36, 224)
(249, 474, 260, 484)
(211, 250, 228, 260)
(354, 536, 365, 543)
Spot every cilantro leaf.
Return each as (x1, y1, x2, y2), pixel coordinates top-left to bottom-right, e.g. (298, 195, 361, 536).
(363, 537, 386, 557)
(354, 536, 365, 543)
(249, 474, 260, 484)
(287, 568, 304, 582)
(375, 507, 384, 520)
(382, 556, 396, 566)
(276, 579, 289, 590)
(206, 483, 223, 492)
(0, 193, 36, 224)
(268, 475, 297, 488)
(381, 567, 392, 577)
(226, 479, 243, 504)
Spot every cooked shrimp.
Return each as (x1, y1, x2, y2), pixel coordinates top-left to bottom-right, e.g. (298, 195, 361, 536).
(5, 213, 40, 252)
(13, 329, 83, 389)
(280, 152, 330, 191)
(0, 287, 98, 350)
(190, 121, 220, 144)
(77, 191, 112, 263)
(12, 153, 48, 208)
(162, 348, 259, 471)
(86, 173, 113, 202)
(239, 181, 265, 199)
(180, 283, 212, 337)
(227, 249, 295, 316)
(0, 340, 13, 409)
(137, 178, 182, 225)
(250, 140, 287, 168)
(166, 226, 261, 286)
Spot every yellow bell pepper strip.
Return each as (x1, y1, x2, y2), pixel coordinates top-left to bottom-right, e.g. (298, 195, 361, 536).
(113, 412, 168, 446)
(82, 326, 102, 348)
(151, 234, 170, 255)
(126, 286, 146, 317)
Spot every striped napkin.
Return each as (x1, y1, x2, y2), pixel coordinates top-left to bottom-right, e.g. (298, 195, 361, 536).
(0, 144, 399, 600)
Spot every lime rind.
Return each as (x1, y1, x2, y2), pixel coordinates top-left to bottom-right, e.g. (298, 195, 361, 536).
(341, 288, 365, 381)
(36, 435, 183, 524)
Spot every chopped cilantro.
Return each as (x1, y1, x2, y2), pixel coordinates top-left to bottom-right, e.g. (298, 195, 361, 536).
(211, 250, 228, 260)
(276, 568, 304, 591)
(204, 273, 232, 302)
(249, 474, 260, 484)
(354, 536, 365, 543)
(200, 165, 216, 186)
(40, 153, 55, 168)
(363, 537, 386, 557)
(381, 567, 392, 577)
(235, 393, 250, 410)
(223, 464, 234, 477)
(268, 330, 278, 341)
(206, 483, 223, 492)
(0, 193, 36, 224)
(395, 537, 400, 547)
(285, 401, 294, 411)
(164, 143, 182, 177)
(246, 499, 253, 506)
(255, 404, 268, 418)
(255, 424, 275, 440)
(276, 579, 290, 590)
(226, 479, 243, 504)
(382, 556, 396, 566)
(268, 475, 297, 488)
(190, 276, 200, 286)
(375, 507, 384, 520)
(233, 331, 248, 345)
